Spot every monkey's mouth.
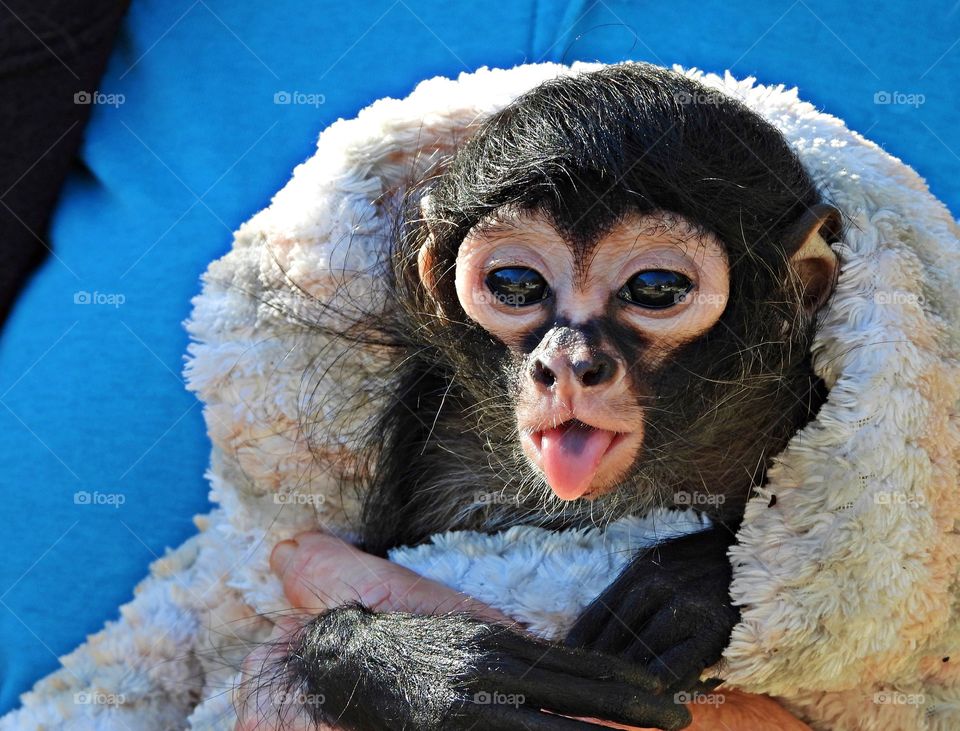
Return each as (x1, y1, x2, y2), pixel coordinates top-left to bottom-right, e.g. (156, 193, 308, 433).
(524, 419, 638, 501)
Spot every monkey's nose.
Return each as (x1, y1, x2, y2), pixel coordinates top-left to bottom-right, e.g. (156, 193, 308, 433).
(530, 352, 621, 391)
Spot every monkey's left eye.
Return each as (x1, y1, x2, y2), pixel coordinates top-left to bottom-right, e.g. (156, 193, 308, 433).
(618, 270, 694, 309)
(485, 267, 550, 307)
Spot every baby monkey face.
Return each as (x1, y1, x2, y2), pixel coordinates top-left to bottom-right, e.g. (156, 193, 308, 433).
(454, 208, 730, 502)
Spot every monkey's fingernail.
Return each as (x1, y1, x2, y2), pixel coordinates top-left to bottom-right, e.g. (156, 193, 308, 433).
(270, 540, 298, 574)
(696, 677, 724, 691)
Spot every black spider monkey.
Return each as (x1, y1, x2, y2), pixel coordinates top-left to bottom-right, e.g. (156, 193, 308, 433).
(260, 62, 842, 731)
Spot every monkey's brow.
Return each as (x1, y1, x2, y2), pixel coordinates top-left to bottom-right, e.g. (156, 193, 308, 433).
(470, 220, 516, 238)
(470, 216, 529, 239)
(468, 206, 549, 239)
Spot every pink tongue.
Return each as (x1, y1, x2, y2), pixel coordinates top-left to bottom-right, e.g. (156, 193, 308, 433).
(540, 423, 615, 500)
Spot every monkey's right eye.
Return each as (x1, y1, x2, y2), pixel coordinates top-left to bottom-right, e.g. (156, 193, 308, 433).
(485, 267, 550, 307)
(618, 269, 693, 309)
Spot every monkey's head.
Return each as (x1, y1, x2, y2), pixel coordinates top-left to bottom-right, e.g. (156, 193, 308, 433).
(402, 63, 841, 523)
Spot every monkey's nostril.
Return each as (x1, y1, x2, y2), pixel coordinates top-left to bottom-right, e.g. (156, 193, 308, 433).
(531, 360, 556, 388)
(574, 354, 617, 387)
(579, 362, 607, 387)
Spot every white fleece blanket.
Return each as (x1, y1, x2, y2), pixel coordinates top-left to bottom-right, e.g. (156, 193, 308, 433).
(2, 61, 958, 731)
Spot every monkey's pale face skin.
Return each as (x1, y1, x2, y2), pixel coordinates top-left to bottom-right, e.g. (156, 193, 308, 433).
(455, 209, 730, 501)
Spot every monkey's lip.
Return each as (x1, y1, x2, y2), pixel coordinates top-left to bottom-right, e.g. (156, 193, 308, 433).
(522, 418, 640, 501)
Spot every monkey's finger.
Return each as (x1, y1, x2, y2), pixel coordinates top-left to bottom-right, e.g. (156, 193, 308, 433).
(630, 612, 727, 684)
(475, 657, 691, 730)
(633, 636, 719, 688)
(564, 581, 667, 651)
(564, 600, 610, 648)
(585, 589, 670, 656)
(668, 668, 709, 696)
(627, 637, 723, 692)
(486, 628, 664, 692)
(621, 605, 693, 668)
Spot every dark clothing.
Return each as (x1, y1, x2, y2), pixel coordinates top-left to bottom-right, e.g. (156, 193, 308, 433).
(0, 0, 129, 325)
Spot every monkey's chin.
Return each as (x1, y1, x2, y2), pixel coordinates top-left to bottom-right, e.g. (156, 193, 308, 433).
(520, 420, 642, 501)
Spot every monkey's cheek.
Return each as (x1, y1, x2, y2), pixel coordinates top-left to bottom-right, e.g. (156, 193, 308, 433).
(519, 429, 643, 501)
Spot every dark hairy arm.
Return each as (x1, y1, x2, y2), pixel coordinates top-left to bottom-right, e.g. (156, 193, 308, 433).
(261, 527, 738, 731)
(283, 604, 691, 731)
(566, 525, 741, 688)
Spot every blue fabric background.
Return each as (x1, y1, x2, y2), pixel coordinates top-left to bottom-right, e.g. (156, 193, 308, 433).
(1, 0, 957, 712)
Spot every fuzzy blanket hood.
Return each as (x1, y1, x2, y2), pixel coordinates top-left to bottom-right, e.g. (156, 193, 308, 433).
(3, 61, 958, 731)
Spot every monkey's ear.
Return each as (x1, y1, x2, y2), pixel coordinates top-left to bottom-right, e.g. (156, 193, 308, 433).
(416, 192, 439, 294)
(787, 203, 842, 314)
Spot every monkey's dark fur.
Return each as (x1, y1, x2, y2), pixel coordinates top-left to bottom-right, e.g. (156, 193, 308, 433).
(258, 63, 841, 731)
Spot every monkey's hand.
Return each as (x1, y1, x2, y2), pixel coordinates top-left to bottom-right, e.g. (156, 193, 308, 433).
(274, 605, 691, 731)
(245, 531, 691, 731)
(565, 527, 740, 690)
